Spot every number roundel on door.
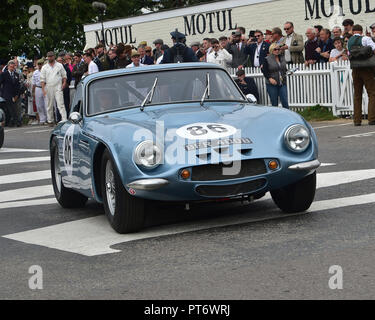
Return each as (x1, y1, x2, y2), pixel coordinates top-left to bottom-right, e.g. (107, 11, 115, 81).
(176, 123, 237, 140)
(63, 125, 75, 176)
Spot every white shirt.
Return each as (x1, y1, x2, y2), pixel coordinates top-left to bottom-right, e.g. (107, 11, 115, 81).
(40, 61, 66, 87)
(32, 69, 42, 87)
(285, 34, 293, 62)
(126, 62, 145, 68)
(330, 49, 345, 61)
(253, 42, 263, 67)
(156, 55, 163, 64)
(88, 61, 99, 75)
(207, 49, 232, 69)
(352, 34, 375, 51)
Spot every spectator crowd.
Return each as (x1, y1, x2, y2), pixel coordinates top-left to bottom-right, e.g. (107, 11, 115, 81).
(1, 18, 375, 127)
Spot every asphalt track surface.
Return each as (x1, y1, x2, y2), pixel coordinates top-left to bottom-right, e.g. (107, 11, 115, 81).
(0, 120, 374, 299)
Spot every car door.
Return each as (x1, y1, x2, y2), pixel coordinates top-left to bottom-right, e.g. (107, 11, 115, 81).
(60, 84, 84, 190)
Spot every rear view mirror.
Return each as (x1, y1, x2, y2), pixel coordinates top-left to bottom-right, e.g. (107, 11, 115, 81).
(69, 112, 82, 124)
(246, 94, 257, 104)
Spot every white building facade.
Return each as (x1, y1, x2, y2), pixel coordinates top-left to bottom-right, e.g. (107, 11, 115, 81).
(84, 0, 375, 48)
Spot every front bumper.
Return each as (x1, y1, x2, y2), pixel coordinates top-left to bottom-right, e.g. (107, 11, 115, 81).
(288, 160, 321, 171)
(125, 158, 320, 201)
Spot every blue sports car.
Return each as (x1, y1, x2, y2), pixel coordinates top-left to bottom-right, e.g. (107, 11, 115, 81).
(50, 63, 320, 233)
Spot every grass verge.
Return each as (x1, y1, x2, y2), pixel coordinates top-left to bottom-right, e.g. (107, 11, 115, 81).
(296, 105, 338, 121)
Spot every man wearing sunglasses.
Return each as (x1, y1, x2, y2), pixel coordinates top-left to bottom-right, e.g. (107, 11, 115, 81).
(280, 21, 304, 64)
(206, 38, 232, 70)
(244, 30, 270, 68)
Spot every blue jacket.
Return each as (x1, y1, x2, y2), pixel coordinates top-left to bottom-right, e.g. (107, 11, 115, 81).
(318, 38, 334, 63)
(245, 42, 270, 67)
(141, 55, 154, 65)
(161, 45, 198, 64)
(0, 70, 20, 101)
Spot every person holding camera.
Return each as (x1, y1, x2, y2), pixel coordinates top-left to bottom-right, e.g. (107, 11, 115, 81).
(207, 39, 232, 70)
(226, 31, 249, 69)
(347, 24, 375, 126)
(244, 30, 270, 68)
(161, 29, 198, 64)
(261, 43, 289, 109)
(280, 22, 304, 64)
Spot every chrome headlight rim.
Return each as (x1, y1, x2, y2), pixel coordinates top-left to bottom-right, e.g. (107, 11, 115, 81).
(134, 140, 163, 170)
(284, 124, 311, 153)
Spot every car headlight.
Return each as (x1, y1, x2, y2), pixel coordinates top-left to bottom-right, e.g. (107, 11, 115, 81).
(284, 125, 311, 153)
(134, 140, 163, 169)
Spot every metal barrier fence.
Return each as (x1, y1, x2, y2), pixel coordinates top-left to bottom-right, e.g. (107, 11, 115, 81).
(229, 60, 368, 117)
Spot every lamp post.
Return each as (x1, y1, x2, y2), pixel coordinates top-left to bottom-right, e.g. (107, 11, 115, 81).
(92, 1, 107, 45)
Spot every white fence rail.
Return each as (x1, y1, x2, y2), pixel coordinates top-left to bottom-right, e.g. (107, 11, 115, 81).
(229, 60, 368, 116)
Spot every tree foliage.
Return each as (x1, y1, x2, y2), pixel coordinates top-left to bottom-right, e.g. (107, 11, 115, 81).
(0, 0, 214, 60)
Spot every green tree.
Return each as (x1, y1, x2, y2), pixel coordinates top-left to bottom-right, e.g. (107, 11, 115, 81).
(0, 0, 212, 60)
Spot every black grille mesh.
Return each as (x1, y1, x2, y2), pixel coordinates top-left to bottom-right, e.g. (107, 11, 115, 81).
(196, 179, 267, 197)
(191, 159, 266, 181)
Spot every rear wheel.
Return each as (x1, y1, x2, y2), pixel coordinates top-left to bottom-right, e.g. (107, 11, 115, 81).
(50, 137, 88, 208)
(101, 149, 145, 233)
(271, 171, 316, 213)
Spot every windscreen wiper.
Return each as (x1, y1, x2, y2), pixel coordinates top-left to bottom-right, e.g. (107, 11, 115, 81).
(140, 77, 158, 111)
(200, 73, 210, 107)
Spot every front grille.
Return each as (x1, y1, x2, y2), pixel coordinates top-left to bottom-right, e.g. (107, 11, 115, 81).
(191, 159, 266, 181)
(196, 179, 267, 197)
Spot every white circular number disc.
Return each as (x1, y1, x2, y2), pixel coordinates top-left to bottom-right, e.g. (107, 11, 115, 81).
(176, 123, 237, 140)
(63, 125, 75, 176)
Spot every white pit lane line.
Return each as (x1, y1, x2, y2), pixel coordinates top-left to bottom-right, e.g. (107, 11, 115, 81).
(340, 131, 375, 138)
(312, 123, 352, 130)
(2, 169, 375, 257)
(0, 170, 51, 184)
(0, 148, 48, 153)
(0, 156, 50, 166)
(23, 129, 52, 134)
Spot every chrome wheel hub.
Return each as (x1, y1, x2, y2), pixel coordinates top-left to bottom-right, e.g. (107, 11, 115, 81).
(105, 161, 116, 216)
(54, 147, 62, 193)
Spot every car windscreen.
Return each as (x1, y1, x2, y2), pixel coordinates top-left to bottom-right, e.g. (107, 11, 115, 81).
(87, 68, 245, 115)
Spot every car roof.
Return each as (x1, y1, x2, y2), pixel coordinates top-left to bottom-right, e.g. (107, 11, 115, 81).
(82, 63, 225, 85)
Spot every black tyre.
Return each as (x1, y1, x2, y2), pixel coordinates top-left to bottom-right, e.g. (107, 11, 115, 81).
(271, 171, 316, 213)
(50, 137, 88, 208)
(101, 149, 145, 233)
(0, 127, 4, 149)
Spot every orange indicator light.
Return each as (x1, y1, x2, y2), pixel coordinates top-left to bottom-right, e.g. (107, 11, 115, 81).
(268, 160, 279, 170)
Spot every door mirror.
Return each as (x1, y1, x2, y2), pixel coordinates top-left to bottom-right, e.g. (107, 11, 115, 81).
(246, 94, 257, 104)
(69, 111, 82, 124)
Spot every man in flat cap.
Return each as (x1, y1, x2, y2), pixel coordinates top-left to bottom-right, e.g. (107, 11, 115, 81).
(161, 29, 198, 64)
(40, 51, 67, 125)
(190, 41, 200, 55)
(153, 39, 164, 63)
(126, 50, 145, 68)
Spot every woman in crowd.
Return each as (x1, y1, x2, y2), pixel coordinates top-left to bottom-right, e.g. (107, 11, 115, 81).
(329, 38, 348, 63)
(261, 43, 289, 109)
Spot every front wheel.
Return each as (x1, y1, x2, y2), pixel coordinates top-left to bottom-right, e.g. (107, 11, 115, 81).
(50, 137, 88, 208)
(101, 150, 145, 233)
(271, 171, 316, 213)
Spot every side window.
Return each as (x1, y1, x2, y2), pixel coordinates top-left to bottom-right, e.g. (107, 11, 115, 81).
(71, 84, 83, 115)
